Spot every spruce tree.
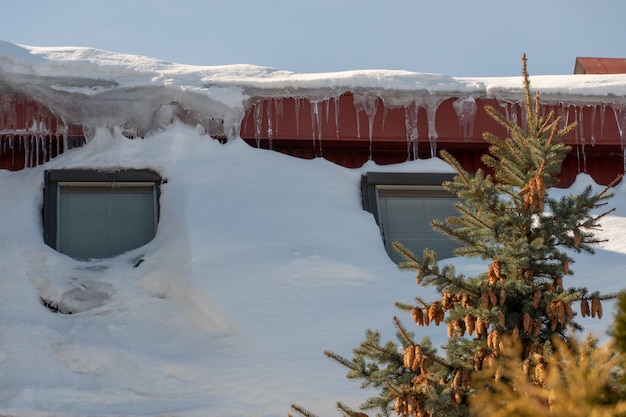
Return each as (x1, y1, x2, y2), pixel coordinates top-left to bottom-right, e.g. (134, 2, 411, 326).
(291, 55, 621, 417)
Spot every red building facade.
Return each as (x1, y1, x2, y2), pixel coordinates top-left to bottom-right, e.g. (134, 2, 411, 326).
(239, 93, 626, 187)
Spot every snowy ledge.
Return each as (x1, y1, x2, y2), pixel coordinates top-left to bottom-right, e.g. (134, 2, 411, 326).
(3, 41, 626, 107)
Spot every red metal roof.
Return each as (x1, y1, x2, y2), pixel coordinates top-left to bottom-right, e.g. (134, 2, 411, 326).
(239, 93, 626, 187)
(574, 57, 626, 74)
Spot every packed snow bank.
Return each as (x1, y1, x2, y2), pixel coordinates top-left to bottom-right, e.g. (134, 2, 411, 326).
(0, 124, 438, 416)
(0, 123, 624, 417)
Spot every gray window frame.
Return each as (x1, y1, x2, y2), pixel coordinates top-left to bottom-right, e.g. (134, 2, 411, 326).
(361, 172, 458, 263)
(43, 169, 162, 260)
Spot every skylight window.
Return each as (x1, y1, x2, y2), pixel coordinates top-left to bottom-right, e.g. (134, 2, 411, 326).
(43, 169, 162, 260)
(361, 172, 459, 263)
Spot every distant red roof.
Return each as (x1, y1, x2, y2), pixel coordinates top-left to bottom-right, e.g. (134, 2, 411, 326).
(574, 57, 626, 74)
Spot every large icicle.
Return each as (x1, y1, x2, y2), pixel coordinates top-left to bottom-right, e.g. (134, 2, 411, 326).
(498, 100, 521, 134)
(418, 96, 445, 158)
(310, 100, 323, 155)
(253, 99, 263, 148)
(353, 94, 379, 160)
(452, 97, 477, 141)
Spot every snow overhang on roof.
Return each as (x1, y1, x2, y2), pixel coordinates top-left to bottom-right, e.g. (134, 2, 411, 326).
(2, 41, 626, 137)
(2, 41, 626, 185)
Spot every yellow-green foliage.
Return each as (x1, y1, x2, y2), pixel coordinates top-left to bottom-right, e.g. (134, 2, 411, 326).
(469, 336, 626, 417)
(613, 293, 626, 355)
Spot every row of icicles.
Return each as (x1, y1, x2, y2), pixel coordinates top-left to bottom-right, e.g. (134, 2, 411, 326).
(0, 131, 84, 168)
(248, 96, 626, 167)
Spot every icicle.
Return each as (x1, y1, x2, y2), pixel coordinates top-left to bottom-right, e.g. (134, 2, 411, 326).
(511, 103, 519, 128)
(34, 134, 40, 166)
(590, 105, 597, 146)
(310, 101, 317, 152)
(317, 101, 323, 147)
(404, 101, 419, 160)
(353, 94, 379, 159)
(579, 106, 586, 168)
(56, 122, 68, 154)
(612, 107, 626, 171)
(274, 98, 283, 138)
(253, 100, 263, 148)
(381, 103, 388, 134)
(9, 135, 14, 165)
(427, 111, 437, 157)
(452, 97, 477, 141)
(520, 100, 528, 132)
(499, 101, 511, 132)
(324, 98, 330, 124)
(334, 96, 340, 139)
(40, 135, 47, 165)
(501, 100, 523, 131)
(558, 103, 569, 129)
(48, 133, 53, 159)
(310, 100, 323, 154)
(22, 135, 29, 168)
(354, 100, 362, 139)
(419, 96, 444, 158)
(294, 98, 301, 138)
(574, 106, 586, 173)
(266, 99, 273, 150)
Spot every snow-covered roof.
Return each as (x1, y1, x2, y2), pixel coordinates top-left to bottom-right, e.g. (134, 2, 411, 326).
(3, 41, 626, 139)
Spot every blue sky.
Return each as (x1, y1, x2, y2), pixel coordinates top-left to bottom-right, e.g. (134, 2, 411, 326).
(3, 0, 626, 76)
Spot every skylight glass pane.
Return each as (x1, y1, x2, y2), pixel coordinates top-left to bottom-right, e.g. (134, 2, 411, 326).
(58, 185, 156, 259)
